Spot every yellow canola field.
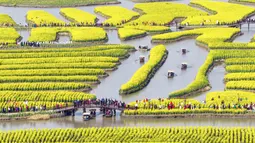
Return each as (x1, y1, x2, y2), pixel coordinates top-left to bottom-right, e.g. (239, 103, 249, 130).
(206, 91, 255, 106)
(27, 10, 65, 26)
(0, 14, 16, 26)
(182, 1, 255, 26)
(118, 28, 146, 40)
(28, 27, 107, 42)
(60, 8, 97, 26)
(128, 2, 207, 26)
(235, 0, 255, 3)
(94, 6, 139, 26)
(152, 27, 240, 46)
(0, 28, 20, 44)
(120, 45, 167, 93)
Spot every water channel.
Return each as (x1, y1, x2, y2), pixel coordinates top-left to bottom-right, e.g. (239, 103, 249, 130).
(1, 0, 255, 130)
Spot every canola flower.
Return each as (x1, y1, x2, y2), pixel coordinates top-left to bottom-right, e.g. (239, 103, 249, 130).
(28, 27, 107, 42)
(226, 81, 255, 91)
(0, 101, 71, 111)
(0, 57, 119, 65)
(152, 27, 240, 47)
(225, 73, 255, 81)
(118, 28, 146, 40)
(26, 10, 65, 26)
(0, 28, 20, 44)
(206, 91, 255, 106)
(0, 44, 132, 106)
(0, 44, 133, 53)
(128, 2, 207, 26)
(125, 108, 247, 115)
(169, 54, 213, 97)
(182, 1, 255, 26)
(120, 45, 167, 94)
(60, 8, 97, 25)
(0, 14, 16, 26)
(233, 0, 255, 3)
(1, 127, 255, 142)
(0, 91, 95, 102)
(0, 75, 99, 83)
(94, 6, 139, 26)
(0, 62, 116, 70)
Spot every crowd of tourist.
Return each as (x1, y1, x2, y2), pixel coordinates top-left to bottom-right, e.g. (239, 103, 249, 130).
(132, 98, 255, 111)
(1, 101, 69, 113)
(73, 98, 126, 109)
(1, 98, 126, 114)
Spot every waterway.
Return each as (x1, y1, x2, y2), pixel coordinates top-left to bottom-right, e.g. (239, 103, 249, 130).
(0, 0, 255, 130)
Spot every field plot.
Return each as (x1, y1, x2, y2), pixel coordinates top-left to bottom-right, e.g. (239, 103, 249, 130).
(0, 44, 134, 111)
(60, 8, 97, 26)
(152, 27, 240, 49)
(2, 127, 255, 142)
(118, 28, 146, 40)
(27, 10, 65, 26)
(183, 1, 255, 26)
(0, 28, 20, 44)
(28, 27, 107, 42)
(230, 0, 255, 4)
(128, 2, 207, 26)
(120, 45, 167, 94)
(0, 14, 16, 26)
(94, 6, 139, 26)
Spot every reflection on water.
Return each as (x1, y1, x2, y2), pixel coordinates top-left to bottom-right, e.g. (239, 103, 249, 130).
(1, 109, 255, 131)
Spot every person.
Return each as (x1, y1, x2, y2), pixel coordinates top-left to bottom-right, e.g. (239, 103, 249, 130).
(135, 103, 138, 110)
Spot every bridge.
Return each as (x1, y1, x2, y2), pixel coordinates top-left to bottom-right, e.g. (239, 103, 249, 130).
(53, 104, 133, 116)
